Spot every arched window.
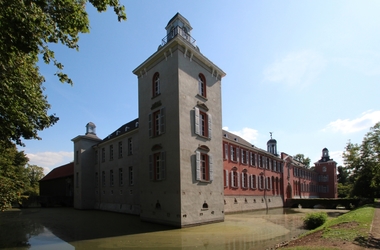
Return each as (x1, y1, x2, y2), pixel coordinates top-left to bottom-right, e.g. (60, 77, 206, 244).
(152, 72, 160, 97)
(241, 170, 248, 189)
(230, 167, 239, 188)
(198, 73, 206, 98)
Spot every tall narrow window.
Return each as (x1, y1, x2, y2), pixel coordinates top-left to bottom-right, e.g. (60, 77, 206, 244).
(129, 166, 134, 185)
(101, 148, 105, 162)
(194, 107, 211, 138)
(109, 145, 114, 161)
(118, 141, 123, 158)
(224, 169, 229, 187)
(152, 72, 160, 97)
(102, 171, 105, 186)
(241, 170, 248, 189)
(110, 170, 114, 186)
(128, 138, 133, 155)
(149, 152, 166, 181)
(149, 108, 165, 137)
(250, 175, 257, 189)
(224, 143, 229, 160)
(230, 169, 239, 188)
(119, 168, 123, 186)
(198, 73, 206, 98)
(196, 151, 213, 182)
(95, 172, 99, 187)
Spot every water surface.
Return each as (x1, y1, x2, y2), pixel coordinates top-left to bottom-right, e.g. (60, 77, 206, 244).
(0, 207, 346, 249)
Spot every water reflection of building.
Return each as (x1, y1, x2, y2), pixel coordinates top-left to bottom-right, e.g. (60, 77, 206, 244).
(42, 13, 337, 227)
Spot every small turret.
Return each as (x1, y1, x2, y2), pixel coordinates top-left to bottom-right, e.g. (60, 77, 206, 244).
(267, 132, 278, 156)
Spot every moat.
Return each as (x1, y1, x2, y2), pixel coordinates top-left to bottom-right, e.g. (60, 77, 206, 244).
(0, 207, 346, 250)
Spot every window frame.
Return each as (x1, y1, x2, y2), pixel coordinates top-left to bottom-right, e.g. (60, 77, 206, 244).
(194, 107, 211, 139)
(129, 166, 134, 185)
(118, 141, 123, 158)
(119, 168, 123, 186)
(149, 151, 166, 181)
(152, 72, 160, 97)
(196, 151, 213, 182)
(149, 108, 165, 137)
(198, 73, 206, 98)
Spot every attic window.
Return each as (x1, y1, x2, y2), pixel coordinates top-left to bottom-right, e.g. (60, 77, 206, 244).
(224, 134, 228, 138)
(234, 138, 238, 142)
(135, 122, 139, 127)
(125, 126, 129, 132)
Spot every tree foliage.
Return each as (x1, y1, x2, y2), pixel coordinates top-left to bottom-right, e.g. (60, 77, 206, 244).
(343, 122, 380, 199)
(0, 0, 126, 146)
(0, 142, 29, 211)
(293, 154, 311, 168)
(24, 164, 45, 196)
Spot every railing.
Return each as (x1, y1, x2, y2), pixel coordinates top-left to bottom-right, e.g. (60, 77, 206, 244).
(161, 26, 196, 47)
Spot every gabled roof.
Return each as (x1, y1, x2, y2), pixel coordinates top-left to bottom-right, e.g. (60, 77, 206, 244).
(39, 162, 74, 182)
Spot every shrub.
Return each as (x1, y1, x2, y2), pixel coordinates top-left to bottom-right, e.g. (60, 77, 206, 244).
(303, 212, 328, 229)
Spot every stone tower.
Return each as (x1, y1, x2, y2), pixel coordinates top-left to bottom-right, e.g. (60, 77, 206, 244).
(133, 13, 226, 227)
(72, 122, 101, 209)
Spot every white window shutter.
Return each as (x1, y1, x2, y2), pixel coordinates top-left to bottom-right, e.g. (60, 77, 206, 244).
(225, 170, 229, 187)
(250, 152, 253, 166)
(237, 171, 240, 188)
(149, 155, 153, 180)
(194, 107, 200, 135)
(209, 155, 213, 181)
(236, 148, 240, 163)
(148, 113, 152, 137)
(230, 146, 233, 160)
(241, 172, 245, 188)
(196, 151, 200, 181)
(160, 108, 165, 134)
(230, 171, 234, 187)
(224, 144, 228, 160)
(208, 113, 212, 139)
(161, 151, 166, 180)
(255, 154, 258, 166)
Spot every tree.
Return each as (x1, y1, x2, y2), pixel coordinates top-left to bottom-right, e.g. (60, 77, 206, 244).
(293, 154, 311, 168)
(0, 0, 126, 146)
(337, 165, 353, 198)
(343, 122, 380, 199)
(337, 165, 350, 185)
(0, 142, 29, 211)
(24, 164, 45, 196)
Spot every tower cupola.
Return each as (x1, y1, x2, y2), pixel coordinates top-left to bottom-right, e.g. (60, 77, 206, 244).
(267, 132, 278, 156)
(320, 148, 330, 162)
(85, 122, 96, 135)
(164, 13, 195, 46)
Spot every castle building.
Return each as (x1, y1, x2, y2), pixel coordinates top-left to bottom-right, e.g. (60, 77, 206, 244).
(69, 13, 337, 227)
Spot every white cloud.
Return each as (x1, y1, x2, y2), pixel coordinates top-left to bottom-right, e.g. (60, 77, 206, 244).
(263, 50, 326, 87)
(223, 127, 258, 144)
(26, 151, 73, 175)
(323, 110, 380, 134)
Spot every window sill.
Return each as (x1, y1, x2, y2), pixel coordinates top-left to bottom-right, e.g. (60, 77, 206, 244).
(196, 134, 210, 140)
(196, 94, 208, 101)
(151, 93, 161, 99)
(198, 179, 211, 183)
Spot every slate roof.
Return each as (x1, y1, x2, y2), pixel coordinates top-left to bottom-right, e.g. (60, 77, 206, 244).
(102, 118, 139, 142)
(39, 162, 74, 181)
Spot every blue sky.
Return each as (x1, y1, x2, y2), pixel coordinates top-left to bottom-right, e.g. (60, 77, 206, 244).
(22, 0, 380, 174)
